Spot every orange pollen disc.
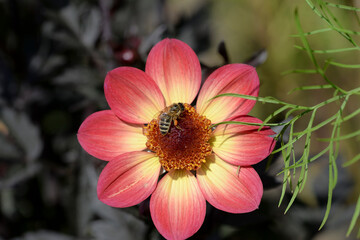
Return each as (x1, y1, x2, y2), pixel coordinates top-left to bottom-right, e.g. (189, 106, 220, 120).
(143, 103, 212, 171)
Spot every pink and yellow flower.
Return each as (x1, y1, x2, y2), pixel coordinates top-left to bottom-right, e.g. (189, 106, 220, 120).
(77, 38, 275, 240)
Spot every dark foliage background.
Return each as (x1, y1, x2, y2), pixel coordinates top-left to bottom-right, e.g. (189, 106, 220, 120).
(0, 0, 358, 239)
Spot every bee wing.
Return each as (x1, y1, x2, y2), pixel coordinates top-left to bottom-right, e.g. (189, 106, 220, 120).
(154, 109, 165, 120)
(155, 105, 172, 120)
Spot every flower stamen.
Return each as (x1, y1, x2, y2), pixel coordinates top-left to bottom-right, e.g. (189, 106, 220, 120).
(144, 103, 212, 171)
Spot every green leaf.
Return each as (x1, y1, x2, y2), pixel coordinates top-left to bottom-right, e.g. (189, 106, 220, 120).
(346, 192, 360, 237)
(294, 45, 360, 54)
(288, 84, 332, 94)
(279, 124, 294, 207)
(318, 129, 360, 141)
(326, 60, 360, 69)
(212, 120, 284, 128)
(290, 27, 332, 36)
(210, 93, 310, 109)
(326, 2, 360, 11)
(342, 154, 360, 167)
(337, 107, 360, 124)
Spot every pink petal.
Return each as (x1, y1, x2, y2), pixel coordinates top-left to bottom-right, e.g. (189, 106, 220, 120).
(196, 64, 260, 123)
(77, 110, 147, 161)
(145, 38, 201, 105)
(104, 67, 165, 124)
(212, 115, 276, 166)
(150, 170, 206, 240)
(197, 155, 263, 213)
(97, 151, 161, 208)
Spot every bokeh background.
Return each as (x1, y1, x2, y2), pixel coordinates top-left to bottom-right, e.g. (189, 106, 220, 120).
(0, 0, 359, 239)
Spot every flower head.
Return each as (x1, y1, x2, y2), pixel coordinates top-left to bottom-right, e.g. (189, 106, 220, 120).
(77, 38, 275, 240)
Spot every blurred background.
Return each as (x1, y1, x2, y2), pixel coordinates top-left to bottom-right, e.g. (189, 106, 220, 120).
(0, 0, 359, 239)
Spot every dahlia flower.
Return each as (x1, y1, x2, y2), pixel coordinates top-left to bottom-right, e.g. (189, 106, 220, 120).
(78, 38, 275, 240)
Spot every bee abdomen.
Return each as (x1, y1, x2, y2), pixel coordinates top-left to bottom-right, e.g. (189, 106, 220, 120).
(159, 113, 172, 135)
(159, 122, 171, 134)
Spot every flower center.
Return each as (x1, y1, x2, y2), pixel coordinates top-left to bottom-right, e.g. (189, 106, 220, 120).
(143, 103, 212, 171)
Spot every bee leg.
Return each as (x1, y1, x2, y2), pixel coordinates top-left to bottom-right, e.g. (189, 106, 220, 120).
(174, 119, 182, 130)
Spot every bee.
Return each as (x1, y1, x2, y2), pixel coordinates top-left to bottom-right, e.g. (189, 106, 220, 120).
(158, 103, 185, 135)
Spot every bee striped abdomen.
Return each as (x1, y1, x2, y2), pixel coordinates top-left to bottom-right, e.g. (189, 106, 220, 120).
(159, 113, 172, 135)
